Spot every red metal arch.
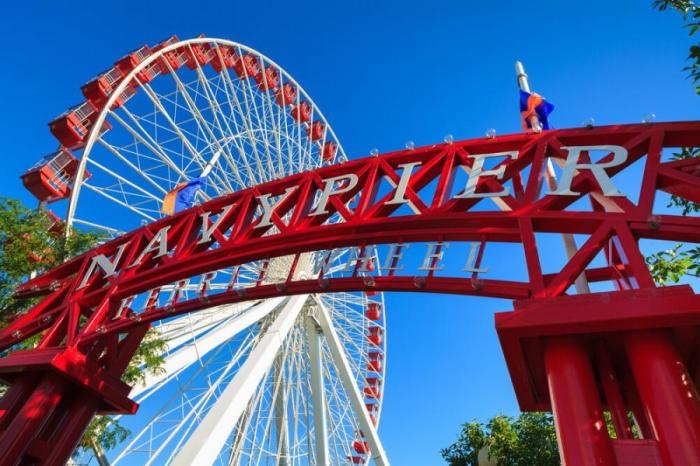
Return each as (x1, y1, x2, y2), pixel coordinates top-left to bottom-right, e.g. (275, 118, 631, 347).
(1, 121, 699, 465)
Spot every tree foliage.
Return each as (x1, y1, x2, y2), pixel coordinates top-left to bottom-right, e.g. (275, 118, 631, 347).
(0, 197, 101, 321)
(441, 413, 559, 466)
(650, 1, 700, 284)
(646, 244, 700, 285)
(666, 147, 700, 215)
(655, 0, 700, 90)
(0, 197, 167, 458)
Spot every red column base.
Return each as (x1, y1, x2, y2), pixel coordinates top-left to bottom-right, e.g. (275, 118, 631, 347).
(0, 346, 138, 465)
(496, 285, 700, 466)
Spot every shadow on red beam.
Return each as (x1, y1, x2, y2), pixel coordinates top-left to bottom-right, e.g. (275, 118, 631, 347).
(542, 265, 625, 285)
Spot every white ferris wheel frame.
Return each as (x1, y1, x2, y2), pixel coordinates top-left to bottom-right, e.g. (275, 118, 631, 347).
(59, 37, 390, 466)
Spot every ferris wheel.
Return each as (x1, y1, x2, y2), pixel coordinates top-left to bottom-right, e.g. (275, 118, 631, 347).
(20, 36, 388, 465)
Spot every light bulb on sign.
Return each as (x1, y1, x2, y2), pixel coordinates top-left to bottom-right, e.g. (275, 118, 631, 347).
(485, 128, 496, 139)
(443, 134, 454, 144)
(582, 117, 595, 129)
(369, 148, 379, 157)
(405, 140, 415, 150)
(642, 113, 656, 124)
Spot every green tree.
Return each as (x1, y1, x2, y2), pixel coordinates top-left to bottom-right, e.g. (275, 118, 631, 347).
(655, 1, 700, 92)
(0, 197, 102, 321)
(0, 197, 166, 462)
(651, 1, 700, 282)
(441, 413, 559, 466)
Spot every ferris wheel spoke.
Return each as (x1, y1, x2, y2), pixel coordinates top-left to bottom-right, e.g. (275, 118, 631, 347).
(257, 71, 286, 179)
(211, 52, 263, 182)
(273, 353, 290, 465)
(171, 295, 307, 466)
(188, 66, 249, 183)
(113, 331, 253, 463)
(313, 297, 389, 466)
(86, 158, 164, 205)
(286, 328, 307, 465)
(135, 78, 211, 175)
(228, 47, 269, 181)
(164, 64, 239, 193)
(212, 63, 263, 186)
(132, 298, 285, 399)
(164, 331, 261, 464)
(277, 96, 297, 178)
(207, 48, 255, 156)
(322, 314, 367, 376)
(96, 137, 170, 195)
(155, 301, 255, 345)
(109, 108, 191, 183)
(322, 360, 353, 465)
(233, 348, 280, 466)
(302, 109, 317, 172)
(71, 217, 124, 236)
(82, 182, 157, 221)
(235, 68, 277, 180)
(139, 82, 235, 196)
(305, 317, 330, 466)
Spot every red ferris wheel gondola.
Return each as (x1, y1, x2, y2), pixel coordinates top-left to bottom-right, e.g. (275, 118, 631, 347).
(21, 147, 90, 203)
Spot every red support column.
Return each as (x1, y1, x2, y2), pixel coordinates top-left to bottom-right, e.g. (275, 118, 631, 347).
(544, 336, 616, 466)
(42, 395, 100, 465)
(0, 373, 66, 466)
(624, 330, 700, 466)
(595, 340, 632, 440)
(0, 374, 37, 430)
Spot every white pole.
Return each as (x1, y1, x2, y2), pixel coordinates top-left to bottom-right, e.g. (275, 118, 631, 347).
(515, 61, 542, 133)
(200, 148, 222, 178)
(515, 61, 531, 93)
(274, 352, 290, 466)
(305, 317, 330, 466)
(170, 294, 308, 466)
(130, 298, 285, 399)
(515, 61, 590, 294)
(313, 296, 390, 466)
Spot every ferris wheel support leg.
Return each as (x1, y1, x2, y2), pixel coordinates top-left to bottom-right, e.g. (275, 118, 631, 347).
(131, 298, 284, 399)
(314, 298, 390, 466)
(170, 295, 308, 466)
(274, 352, 290, 466)
(305, 317, 330, 466)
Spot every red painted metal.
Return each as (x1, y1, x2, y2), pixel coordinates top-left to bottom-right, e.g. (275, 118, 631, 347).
(544, 336, 616, 466)
(0, 121, 699, 464)
(625, 330, 700, 466)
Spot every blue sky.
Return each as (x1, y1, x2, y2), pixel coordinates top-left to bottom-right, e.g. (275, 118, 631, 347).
(1, 1, 698, 464)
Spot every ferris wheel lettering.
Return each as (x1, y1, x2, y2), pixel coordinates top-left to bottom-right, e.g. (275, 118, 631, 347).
(77, 242, 129, 289)
(310, 173, 359, 216)
(108, 240, 490, 318)
(255, 187, 296, 228)
(198, 203, 236, 243)
(128, 225, 172, 268)
(548, 145, 628, 196)
(385, 161, 423, 205)
(455, 151, 519, 199)
(75, 144, 629, 293)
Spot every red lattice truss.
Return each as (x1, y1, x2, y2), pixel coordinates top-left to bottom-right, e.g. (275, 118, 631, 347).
(0, 121, 698, 464)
